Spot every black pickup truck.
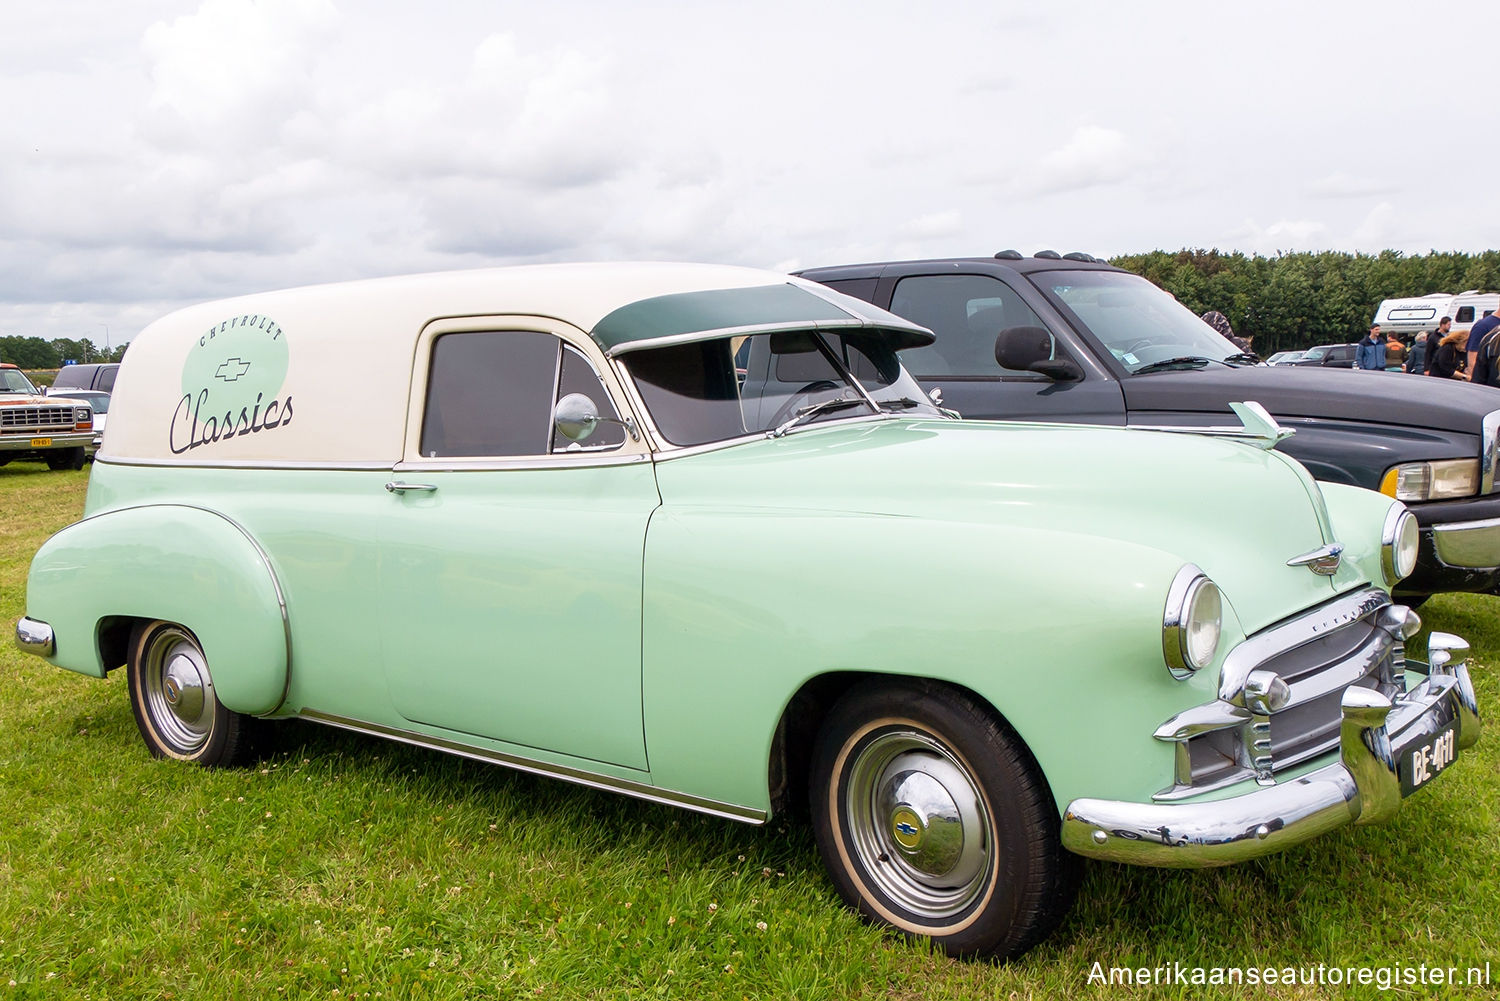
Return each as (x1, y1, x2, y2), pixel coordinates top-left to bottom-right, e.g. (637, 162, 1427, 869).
(796, 253, 1500, 601)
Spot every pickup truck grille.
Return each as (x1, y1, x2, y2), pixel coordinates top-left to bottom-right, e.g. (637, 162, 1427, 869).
(1, 406, 77, 433)
(1155, 589, 1402, 801)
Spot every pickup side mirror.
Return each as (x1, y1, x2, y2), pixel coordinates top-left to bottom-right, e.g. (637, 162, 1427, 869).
(995, 326, 1083, 382)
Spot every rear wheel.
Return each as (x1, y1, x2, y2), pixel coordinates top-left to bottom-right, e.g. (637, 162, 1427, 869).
(127, 621, 256, 767)
(810, 680, 1079, 960)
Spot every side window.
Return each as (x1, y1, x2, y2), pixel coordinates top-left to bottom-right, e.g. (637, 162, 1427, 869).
(888, 275, 1052, 376)
(817, 278, 878, 304)
(552, 345, 625, 452)
(420, 331, 625, 458)
(1457, 306, 1476, 324)
(99, 367, 117, 393)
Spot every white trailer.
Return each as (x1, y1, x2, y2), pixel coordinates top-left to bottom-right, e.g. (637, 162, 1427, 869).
(1374, 291, 1500, 340)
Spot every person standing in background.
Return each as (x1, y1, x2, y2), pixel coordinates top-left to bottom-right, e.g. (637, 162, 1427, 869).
(1430, 328, 1470, 380)
(1428, 316, 1452, 373)
(1406, 331, 1428, 373)
(1466, 310, 1500, 375)
(1355, 324, 1386, 370)
(1385, 332, 1407, 369)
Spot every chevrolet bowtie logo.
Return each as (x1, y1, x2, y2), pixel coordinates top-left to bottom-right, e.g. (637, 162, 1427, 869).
(215, 358, 252, 382)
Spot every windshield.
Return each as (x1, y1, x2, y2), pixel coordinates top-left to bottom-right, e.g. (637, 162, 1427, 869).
(621, 330, 942, 447)
(0, 369, 39, 394)
(1032, 270, 1246, 373)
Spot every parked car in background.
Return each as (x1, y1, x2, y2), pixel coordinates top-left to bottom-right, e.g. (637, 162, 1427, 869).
(16, 263, 1478, 960)
(49, 362, 119, 394)
(1287, 343, 1358, 368)
(46, 389, 110, 457)
(0, 363, 95, 470)
(795, 253, 1500, 603)
(1264, 350, 1307, 365)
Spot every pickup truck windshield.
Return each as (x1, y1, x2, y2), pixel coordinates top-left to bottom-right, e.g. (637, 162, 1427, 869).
(622, 330, 940, 447)
(1034, 270, 1245, 373)
(0, 369, 39, 394)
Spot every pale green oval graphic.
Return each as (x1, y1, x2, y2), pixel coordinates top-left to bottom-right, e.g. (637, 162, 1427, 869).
(181, 314, 289, 415)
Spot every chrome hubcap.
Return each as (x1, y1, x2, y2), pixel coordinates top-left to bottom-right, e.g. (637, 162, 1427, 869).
(143, 629, 214, 752)
(846, 731, 993, 918)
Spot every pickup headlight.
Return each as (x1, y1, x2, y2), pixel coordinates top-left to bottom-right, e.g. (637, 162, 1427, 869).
(1380, 459, 1479, 501)
(1163, 565, 1222, 679)
(1382, 504, 1419, 585)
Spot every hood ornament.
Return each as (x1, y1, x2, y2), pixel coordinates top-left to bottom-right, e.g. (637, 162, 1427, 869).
(1287, 543, 1344, 576)
(1128, 400, 1295, 450)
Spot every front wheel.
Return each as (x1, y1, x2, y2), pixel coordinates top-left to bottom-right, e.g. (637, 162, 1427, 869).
(45, 447, 85, 471)
(810, 681, 1079, 960)
(127, 621, 256, 767)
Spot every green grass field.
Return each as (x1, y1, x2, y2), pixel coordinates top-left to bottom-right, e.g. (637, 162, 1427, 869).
(2, 466, 1497, 999)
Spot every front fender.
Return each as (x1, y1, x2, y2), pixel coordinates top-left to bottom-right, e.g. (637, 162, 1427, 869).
(641, 510, 1244, 817)
(1321, 481, 1401, 593)
(25, 504, 290, 715)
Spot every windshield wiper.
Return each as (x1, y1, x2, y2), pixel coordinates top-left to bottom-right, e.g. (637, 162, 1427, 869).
(1134, 356, 1216, 374)
(1221, 352, 1261, 365)
(770, 395, 870, 437)
(876, 397, 928, 412)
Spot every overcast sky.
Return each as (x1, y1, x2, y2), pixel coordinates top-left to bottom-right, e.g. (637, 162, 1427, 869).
(4, 0, 1496, 344)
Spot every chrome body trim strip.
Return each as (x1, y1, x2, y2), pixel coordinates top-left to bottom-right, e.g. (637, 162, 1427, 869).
(1128, 401, 1294, 451)
(15, 617, 55, 658)
(95, 456, 398, 471)
(1431, 516, 1500, 569)
(1063, 649, 1479, 867)
(298, 709, 768, 825)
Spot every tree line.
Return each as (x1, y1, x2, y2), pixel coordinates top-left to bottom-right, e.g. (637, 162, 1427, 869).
(0, 336, 129, 369)
(1109, 249, 1500, 356)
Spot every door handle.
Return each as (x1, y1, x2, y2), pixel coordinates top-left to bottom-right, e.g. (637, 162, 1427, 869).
(385, 481, 438, 493)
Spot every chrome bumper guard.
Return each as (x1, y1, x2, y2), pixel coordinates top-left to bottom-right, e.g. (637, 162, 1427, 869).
(14, 616, 55, 658)
(1061, 632, 1480, 867)
(1431, 517, 1500, 569)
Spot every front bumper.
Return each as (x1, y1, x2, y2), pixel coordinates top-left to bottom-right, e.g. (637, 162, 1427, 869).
(1061, 633, 1480, 867)
(1399, 494, 1500, 596)
(15, 616, 55, 657)
(0, 429, 96, 454)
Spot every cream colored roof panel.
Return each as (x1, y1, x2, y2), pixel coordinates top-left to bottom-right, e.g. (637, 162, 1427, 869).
(100, 263, 812, 465)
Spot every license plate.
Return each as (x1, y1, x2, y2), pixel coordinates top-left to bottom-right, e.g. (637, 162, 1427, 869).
(30, 437, 51, 447)
(1400, 719, 1460, 796)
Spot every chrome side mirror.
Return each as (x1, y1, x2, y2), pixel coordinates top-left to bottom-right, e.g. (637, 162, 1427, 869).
(554, 393, 600, 443)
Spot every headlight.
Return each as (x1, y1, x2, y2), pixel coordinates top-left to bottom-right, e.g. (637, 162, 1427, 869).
(1382, 505, 1419, 585)
(1163, 565, 1223, 679)
(1380, 459, 1479, 501)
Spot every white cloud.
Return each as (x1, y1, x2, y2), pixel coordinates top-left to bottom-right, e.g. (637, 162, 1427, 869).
(1024, 127, 1137, 196)
(1308, 173, 1399, 199)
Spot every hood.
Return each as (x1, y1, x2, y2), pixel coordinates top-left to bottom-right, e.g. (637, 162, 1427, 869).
(653, 419, 1360, 633)
(1121, 364, 1500, 433)
(0, 393, 54, 407)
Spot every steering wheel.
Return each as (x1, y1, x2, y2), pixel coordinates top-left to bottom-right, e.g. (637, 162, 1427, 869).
(768, 380, 841, 427)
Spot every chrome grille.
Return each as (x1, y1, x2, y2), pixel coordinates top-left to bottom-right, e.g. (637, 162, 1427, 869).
(1155, 589, 1403, 801)
(1, 406, 77, 432)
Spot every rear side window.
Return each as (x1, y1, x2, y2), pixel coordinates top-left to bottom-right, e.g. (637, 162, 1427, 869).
(420, 331, 623, 458)
(889, 275, 1050, 376)
(98, 367, 117, 393)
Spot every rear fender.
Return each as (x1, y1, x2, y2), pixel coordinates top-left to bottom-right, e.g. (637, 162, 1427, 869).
(25, 504, 290, 715)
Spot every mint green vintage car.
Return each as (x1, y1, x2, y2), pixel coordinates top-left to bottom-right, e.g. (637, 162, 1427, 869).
(16, 264, 1482, 959)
